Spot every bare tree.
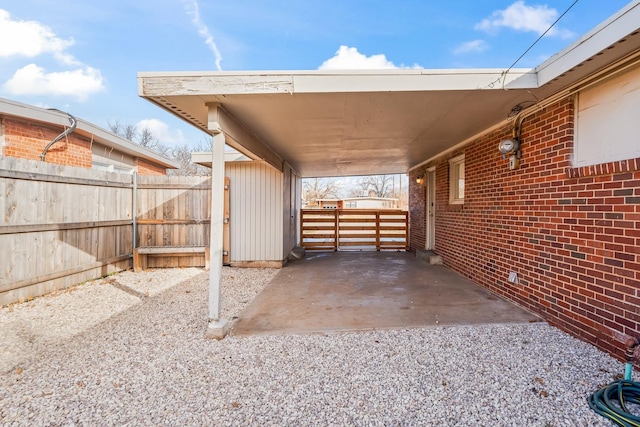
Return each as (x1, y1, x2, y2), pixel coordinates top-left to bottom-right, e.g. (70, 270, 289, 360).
(302, 178, 343, 204)
(108, 120, 215, 176)
(195, 137, 213, 151)
(167, 144, 212, 176)
(108, 120, 137, 141)
(109, 120, 167, 154)
(137, 127, 152, 146)
(353, 175, 394, 198)
(138, 127, 164, 153)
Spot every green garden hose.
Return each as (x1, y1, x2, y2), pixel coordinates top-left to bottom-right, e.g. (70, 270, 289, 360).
(589, 337, 640, 427)
(588, 377, 640, 426)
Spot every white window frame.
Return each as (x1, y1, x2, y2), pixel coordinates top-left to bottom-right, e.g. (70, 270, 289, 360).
(449, 154, 465, 205)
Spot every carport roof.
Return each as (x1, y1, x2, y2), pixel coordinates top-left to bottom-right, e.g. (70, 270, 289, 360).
(139, 1, 640, 178)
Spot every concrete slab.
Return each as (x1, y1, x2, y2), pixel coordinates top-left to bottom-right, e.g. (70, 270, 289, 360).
(232, 251, 541, 336)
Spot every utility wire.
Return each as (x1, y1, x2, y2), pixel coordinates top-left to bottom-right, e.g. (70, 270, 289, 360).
(502, 0, 580, 86)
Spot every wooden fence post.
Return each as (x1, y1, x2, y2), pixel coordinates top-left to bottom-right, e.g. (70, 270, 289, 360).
(376, 211, 381, 251)
(334, 209, 339, 251)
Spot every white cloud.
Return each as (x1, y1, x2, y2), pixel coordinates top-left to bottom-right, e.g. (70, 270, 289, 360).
(136, 119, 187, 145)
(319, 46, 420, 70)
(475, 1, 575, 39)
(3, 64, 105, 101)
(453, 40, 489, 55)
(183, 0, 223, 71)
(0, 9, 105, 102)
(0, 9, 79, 65)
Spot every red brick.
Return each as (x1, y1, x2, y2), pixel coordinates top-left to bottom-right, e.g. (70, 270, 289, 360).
(1, 116, 168, 176)
(411, 97, 640, 362)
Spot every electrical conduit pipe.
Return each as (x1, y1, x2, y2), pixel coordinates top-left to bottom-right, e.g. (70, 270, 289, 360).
(40, 113, 77, 161)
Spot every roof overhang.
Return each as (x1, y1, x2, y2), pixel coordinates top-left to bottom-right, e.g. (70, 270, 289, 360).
(139, 1, 640, 178)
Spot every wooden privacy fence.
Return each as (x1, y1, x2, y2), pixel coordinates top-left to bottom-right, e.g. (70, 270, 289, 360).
(135, 176, 229, 269)
(0, 158, 133, 306)
(0, 157, 224, 306)
(300, 209, 408, 251)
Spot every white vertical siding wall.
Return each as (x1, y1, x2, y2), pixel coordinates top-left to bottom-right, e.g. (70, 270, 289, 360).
(226, 162, 283, 262)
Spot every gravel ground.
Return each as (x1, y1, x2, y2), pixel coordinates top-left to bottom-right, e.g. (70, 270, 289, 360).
(0, 266, 628, 426)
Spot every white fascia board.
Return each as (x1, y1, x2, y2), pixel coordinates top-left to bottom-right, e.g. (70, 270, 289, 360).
(535, 0, 640, 87)
(0, 97, 179, 169)
(0, 98, 68, 127)
(292, 69, 536, 92)
(139, 68, 537, 97)
(139, 72, 295, 96)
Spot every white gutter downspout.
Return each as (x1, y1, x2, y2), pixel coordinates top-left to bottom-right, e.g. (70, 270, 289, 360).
(206, 102, 229, 339)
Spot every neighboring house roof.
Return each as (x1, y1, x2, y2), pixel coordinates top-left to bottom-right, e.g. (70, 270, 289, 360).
(342, 197, 398, 202)
(139, 1, 640, 177)
(314, 197, 397, 202)
(0, 97, 180, 169)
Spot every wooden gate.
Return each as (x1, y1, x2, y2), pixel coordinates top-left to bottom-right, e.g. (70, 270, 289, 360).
(300, 209, 408, 251)
(135, 176, 230, 269)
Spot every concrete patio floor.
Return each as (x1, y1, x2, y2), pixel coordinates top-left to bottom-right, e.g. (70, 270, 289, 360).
(232, 251, 541, 336)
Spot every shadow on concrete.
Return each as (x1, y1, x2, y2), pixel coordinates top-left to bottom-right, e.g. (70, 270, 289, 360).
(232, 251, 541, 336)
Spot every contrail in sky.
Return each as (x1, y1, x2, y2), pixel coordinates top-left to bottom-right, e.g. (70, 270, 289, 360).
(183, 0, 223, 71)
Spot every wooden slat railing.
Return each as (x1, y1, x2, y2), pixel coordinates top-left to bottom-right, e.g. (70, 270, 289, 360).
(301, 209, 408, 251)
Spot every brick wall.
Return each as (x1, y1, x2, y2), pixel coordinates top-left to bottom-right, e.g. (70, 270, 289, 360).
(2, 118, 92, 168)
(409, 97, 640, 361)
(409, 173, 427, 251)
(137, 158, 167, 176)
(1, 116, 169, 175)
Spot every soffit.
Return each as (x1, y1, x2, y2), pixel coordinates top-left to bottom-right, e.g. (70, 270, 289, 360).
(141, 71, 536, 177)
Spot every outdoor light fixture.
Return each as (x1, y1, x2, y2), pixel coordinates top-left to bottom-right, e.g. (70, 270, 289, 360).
(416, 176, 424, 185)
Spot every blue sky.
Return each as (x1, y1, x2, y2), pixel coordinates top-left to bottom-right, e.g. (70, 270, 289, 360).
(0, 0, 632, 148)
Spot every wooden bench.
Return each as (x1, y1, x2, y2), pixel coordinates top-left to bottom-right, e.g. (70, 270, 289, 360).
(133, 246, 210, 272)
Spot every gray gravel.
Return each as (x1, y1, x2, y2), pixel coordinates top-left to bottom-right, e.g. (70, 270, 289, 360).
(0, 266, 627, 426)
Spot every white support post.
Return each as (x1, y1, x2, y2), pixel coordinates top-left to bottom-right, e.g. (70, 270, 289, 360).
(206, 104, 229, 339)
